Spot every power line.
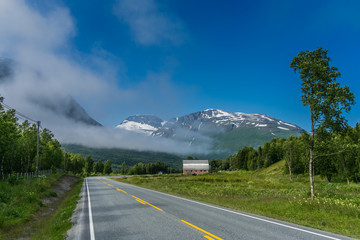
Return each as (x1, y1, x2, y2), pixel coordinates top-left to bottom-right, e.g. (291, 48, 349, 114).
(1, 101, 38, 123)
(1, 100, 44, 131)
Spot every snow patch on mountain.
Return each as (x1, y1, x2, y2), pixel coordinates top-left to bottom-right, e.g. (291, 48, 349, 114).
(116, 120, 158, 135)
(115, 115, 164, 136)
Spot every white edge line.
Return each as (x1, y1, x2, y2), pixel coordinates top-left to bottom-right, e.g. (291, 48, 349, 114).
(109, 179, 344, 240)
(86, 178, 96, 240)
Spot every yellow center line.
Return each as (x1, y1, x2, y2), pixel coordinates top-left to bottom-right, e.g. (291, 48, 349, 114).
(204, 235, 215, 240)
(116, 188, 127, 193)
(181, 220, 223, 240)
(108, 184, 114, 187)
(95, 177, 106, 184)
(136, 199, 147, 205)
(143, 201, 163, 211)
(131, 195, 163, 211)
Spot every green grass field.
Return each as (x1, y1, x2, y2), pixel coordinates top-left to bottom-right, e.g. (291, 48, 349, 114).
(0, 174, 62, 235)
(113, 160, 360, 239)
(0, 174, 82, 240)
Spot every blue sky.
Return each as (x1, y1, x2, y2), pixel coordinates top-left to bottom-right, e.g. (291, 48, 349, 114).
(3, 0, 360, 131)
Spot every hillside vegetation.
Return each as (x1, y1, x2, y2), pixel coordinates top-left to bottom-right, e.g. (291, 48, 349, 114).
(212, 126, 301, 153)
(113, 161, 360, 239)
(62, 144, 183, 170)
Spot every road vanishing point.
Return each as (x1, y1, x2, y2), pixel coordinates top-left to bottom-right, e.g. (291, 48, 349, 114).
(67, 177, 355, 240)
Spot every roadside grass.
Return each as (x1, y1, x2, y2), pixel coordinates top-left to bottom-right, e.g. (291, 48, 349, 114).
(31, 177, 83, 240)
(112, 160, 360, 239)
(0, 174, 62, 238)
(0, 174, 82, 240)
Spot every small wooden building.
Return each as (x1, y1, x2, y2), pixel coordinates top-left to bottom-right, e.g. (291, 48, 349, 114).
(183, 160, 210, 175)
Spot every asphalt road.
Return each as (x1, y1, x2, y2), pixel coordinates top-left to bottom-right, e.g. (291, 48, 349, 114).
(67, 177, 356, 240)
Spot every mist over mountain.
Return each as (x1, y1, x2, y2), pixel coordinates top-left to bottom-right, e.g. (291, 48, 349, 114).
(1, 57, 304, 158)
(0, 58, 101, 127)
(0, 58, 15, 83)
(30, 95, 102, 126)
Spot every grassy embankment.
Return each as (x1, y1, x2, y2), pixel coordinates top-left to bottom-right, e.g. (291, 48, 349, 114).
(0, 174, 82, 240)
(113, 160, 360, 239)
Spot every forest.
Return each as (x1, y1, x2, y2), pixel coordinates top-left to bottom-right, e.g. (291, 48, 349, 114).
(121, 161, 172, 175)
(0, 96, 112, 178)
(210, 124, 360, 183)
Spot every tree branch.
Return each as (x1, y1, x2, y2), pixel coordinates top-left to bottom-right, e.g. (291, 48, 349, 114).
(314, 149, 353, 160)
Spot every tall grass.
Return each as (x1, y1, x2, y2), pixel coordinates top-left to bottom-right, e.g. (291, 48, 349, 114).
(0, 174, 61, 233)
(113, 160, 360, 239)
(31, 178, 83, 240)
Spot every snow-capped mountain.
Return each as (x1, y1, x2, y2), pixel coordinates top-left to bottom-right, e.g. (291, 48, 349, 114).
(115, 115, 165, 135)
(116, 109, 304, 154)
(154, 109, 302, 137)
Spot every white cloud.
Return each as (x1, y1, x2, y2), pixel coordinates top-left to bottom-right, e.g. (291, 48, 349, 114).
(0, 0, 74, 54)
(0, 0, 205, 155)
(113, 0, 185, 46)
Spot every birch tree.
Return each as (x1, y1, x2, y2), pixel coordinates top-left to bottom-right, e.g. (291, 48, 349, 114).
(290, 47, 355, 200)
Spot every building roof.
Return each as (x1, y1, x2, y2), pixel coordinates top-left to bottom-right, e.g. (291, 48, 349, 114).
(183, 160, 210, 171)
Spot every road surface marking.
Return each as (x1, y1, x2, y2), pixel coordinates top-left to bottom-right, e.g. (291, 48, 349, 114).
(204, 236, 215, 240)
(120, 182, 343, 240)
(116, 187, 127, 193)
(131, 195, 163, 211)
(181, 220, 223, 240)
(136, 199, 147, 205)
(95, 177, 107, 184)
(108, 184, 114, 187)
(86, 179, 96, 240)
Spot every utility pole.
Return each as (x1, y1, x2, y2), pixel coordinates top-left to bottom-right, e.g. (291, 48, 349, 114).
(64, 152, 66, 172)
(36, 121, 40, 174)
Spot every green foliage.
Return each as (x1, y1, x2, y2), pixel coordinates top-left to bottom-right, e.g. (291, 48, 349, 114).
(209, 159, 222, 172)
(220, 123, 360, 184)
(0, 96, 98, 179)
(290, 47, 355, 133)
(127, 161, 168, 175)
(84, 155, 94, 174)
(0, 97, 71, 177)
(225, 138, 285, 172)
(93, 160, 104, 174)
(51, 165, 57, 174)
(120, 161, 127, 175)
(103, 160, 112, 175)
(7, 173, 22, 186)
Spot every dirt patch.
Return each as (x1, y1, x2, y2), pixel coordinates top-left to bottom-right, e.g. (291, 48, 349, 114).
(42, 175, 79, 207)
(14, 175, 80, 240)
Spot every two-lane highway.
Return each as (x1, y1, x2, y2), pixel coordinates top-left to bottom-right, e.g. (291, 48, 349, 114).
(67, 177, 355, 240)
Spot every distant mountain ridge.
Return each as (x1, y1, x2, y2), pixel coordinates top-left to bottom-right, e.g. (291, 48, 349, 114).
(116, 109, 304, 155)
